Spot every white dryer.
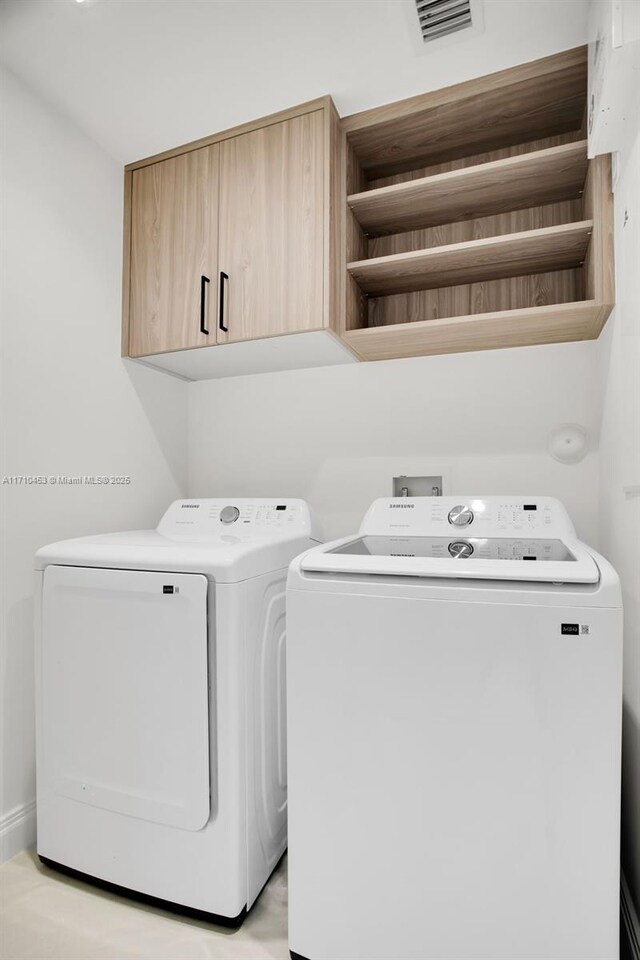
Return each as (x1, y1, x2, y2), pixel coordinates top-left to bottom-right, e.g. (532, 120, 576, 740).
(35, 498, 316, 924)
(286, 496, 622, 960)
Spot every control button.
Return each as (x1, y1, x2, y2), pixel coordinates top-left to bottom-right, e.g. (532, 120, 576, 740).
(448, 540, 474, 559)
(220, 505, 240, 524)
(448, 504, 474, 526)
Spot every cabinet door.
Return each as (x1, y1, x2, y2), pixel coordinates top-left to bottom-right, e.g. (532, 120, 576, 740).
(217, 111, 324, 343)
(129, 145, 219, 357)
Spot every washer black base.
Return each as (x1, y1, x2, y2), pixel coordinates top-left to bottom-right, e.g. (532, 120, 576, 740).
(38, 856, 247, 928)
(290, 952, 310, 959)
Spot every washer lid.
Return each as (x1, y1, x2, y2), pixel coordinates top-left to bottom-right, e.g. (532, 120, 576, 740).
(300, 535, 599, 584)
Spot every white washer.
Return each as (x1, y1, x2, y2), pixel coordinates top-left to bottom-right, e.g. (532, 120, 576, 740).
(35, 498, 316, 924)
(286, 497, 622, 960)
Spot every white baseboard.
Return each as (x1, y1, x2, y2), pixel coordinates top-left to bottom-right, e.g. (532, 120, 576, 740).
(622, 873, 640, 960)
(0, 799, 36, 864)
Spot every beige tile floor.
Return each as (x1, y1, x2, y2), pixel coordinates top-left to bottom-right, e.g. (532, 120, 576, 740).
(2, 849, 634, 960)
(0, 850, 289, 960)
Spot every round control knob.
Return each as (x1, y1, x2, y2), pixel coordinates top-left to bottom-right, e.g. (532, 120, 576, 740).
(448, 504, 474, 526)
(220, 505, 240, 524)
(448, 540, 474, 559)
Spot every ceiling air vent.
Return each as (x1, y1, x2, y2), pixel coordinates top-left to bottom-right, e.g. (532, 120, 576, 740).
(415, 0, 474, 42)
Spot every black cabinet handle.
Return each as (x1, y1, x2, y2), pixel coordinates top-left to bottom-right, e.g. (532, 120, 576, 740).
(200, 275, 210, 335)
(219, 271, 229, 333)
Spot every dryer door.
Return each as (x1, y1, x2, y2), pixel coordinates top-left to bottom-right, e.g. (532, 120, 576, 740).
(41, 565, 210, 831)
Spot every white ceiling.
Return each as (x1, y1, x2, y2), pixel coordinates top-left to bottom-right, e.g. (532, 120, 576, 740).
(0, 0, 589, 165)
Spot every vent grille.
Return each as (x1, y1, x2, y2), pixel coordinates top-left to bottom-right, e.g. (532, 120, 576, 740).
(415, 0, 473, 42)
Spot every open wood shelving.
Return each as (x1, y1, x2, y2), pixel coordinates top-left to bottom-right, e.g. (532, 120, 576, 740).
(340, 46, 615, 362)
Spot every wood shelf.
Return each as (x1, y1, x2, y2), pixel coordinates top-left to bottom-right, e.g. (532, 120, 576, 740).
(347, 141, 588, 235)
(347, 221, 593, 297)
(343, 301, 609, 361)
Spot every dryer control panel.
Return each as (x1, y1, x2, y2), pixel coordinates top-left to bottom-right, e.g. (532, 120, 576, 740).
(157, 499, 313, 541)
(361, 497, 577, 541)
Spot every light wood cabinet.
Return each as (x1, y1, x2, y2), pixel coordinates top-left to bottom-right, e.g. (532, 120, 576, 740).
(128, 146, 219, 358)
(217, 111, 324, 344)
(122, 98, 352, 378)
(122, 48, 615, 377)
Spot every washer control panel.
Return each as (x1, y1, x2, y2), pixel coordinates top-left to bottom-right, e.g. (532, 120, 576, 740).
(157, 499, 312, 540)
(361, 496, 576, 541)
(495, 502, 551, 531)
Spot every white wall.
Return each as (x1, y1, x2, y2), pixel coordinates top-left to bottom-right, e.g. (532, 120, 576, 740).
(189, 341, 602, 544)
(0, 0, 589, 165)
(598, 127, 640, 911)
(0, 68, 188, 861)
